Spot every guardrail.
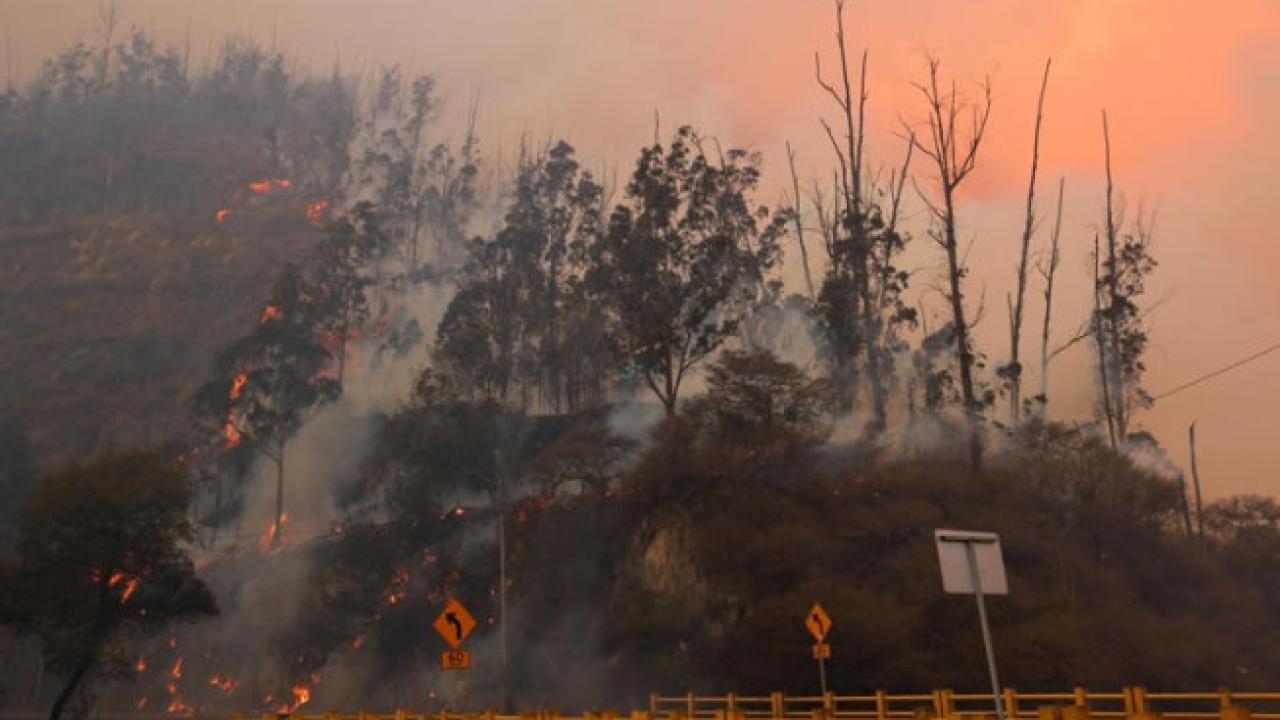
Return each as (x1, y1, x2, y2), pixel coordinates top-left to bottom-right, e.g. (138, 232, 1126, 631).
(646, 689, 1280, 720)
(12, 689, 1269, 720)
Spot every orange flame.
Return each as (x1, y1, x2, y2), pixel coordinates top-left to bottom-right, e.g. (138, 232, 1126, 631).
(351, 634, 365, 650)
(258, 513, 291, 553)
(215, 208, 232, 223)
(222, 422, 241, 450)
(292, 684, 311, 708)
(386, 568, 410, 606)
(229, 373, 248, 400)
(209, 674, 237, 693)
(260, 305, 282, 324)
(249, 178, 292, 194)
(276, 683, 311, 714)
(137, 697, 148, 710)
(101, 571, 138, 603)
(170, 657, 183, 679)
(306, 200, 330, 228)
(135, 657, 147, 674)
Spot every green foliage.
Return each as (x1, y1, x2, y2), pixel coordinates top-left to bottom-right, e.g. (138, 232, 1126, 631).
(2, 449, 215, 717)
(594, 125, 788, 415)
(194, 266, 340, 453)
(436, 140, 608, 409)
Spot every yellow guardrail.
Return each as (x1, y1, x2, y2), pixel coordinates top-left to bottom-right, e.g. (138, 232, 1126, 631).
(237, 689, 1280, 720)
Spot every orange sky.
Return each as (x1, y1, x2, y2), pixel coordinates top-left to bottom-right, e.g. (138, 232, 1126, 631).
(5, 0, 1280, 498)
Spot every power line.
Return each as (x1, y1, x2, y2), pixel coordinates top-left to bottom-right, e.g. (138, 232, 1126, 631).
(1153, 340, 1280, 402)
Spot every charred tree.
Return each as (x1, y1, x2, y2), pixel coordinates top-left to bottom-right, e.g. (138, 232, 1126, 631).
(1004, 58, 1051, 426)
(1036, 177, 1066, 412)
(909, 57, 993, 472)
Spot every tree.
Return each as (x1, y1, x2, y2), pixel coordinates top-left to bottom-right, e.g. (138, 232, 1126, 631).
(807, 0, 920, 432)
(594, 125, 787, 416)
(701, 349, 832, 449)
(435, 140, 609, 411)
(2, 449, 215, 720)
(311, 201, 392, 387)
(194, 267, 340, 548)
(1002, 59, 1051, 426)
(357, 69, 480, 273)
(1096, 111, 1158, 444)
(908, 57, 994, 471)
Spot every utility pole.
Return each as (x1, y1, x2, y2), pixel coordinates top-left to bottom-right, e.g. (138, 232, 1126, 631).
(1189, 422, 1205, 540)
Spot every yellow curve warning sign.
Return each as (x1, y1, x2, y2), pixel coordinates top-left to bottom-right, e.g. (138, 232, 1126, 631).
(806, 603, 833, 642)
(432, 597, 477, 650)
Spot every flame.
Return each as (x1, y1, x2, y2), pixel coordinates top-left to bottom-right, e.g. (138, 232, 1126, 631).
(215, 208, 232, 223)
(277, 684, 311, 714)
(168, 636, 177, 649)
(386, 568, 410, 606)
(306, 200, 330, 228)
(137, 697, 148, 710)
(351, 634, 365, 650)
(209, 674, 237, 693)
(249, 178, 292, 194)
(229, 373, 248, 400)
(260, 305, 282, 324)
(222, 422, 242, 450)
(170, 656, 183, 679)
(108, 572, 138, 603)
(259, 513, 291, 553)
(135, 657, 147, 674)
(166, 697, 194, 717)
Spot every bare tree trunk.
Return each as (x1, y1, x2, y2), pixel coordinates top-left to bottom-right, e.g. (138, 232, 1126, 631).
(785, 141, 816, 302)
(50, 581, 112, 720)
(1093, 234, 1117, 448)
(1008, 59, 1051, 426)
(271, 448, 285, 549)
(1038, 177, 1065, 413)
(49, 654, 93, 720)
(909, 59, 993, 473)
(1101, 110, 1127, 440)
(1189, 421, 1205, 539)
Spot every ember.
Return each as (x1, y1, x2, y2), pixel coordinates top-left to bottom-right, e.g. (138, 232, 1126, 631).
(107, 571, 138, 603)
(229, 373, 248, 400)
(306, 200, 330, 228)
(259, 305, 282, 324)
(248, 178, 292, 194)
(222, 422, 242, 450)
(208, 674, 237, 693)
(386, 568, 410, 605)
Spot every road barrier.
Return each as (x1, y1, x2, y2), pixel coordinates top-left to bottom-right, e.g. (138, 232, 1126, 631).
(236, 689, 1280, 720)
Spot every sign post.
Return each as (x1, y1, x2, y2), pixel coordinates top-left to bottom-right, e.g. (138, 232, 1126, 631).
(805, 603, 833, 696)
(935, 529, 1007, 720)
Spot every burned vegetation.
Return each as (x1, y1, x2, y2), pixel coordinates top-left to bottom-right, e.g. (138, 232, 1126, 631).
(0, 7, 1277, 720)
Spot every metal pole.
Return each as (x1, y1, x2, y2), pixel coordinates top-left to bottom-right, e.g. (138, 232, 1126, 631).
(965, 541, 1005, 720)
(817, 653, 828, 696)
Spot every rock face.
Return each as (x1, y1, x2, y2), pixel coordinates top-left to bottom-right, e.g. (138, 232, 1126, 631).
(0, 201, 318, 460)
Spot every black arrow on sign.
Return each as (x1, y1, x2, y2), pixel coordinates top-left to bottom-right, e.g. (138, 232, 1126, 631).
(445, 611, 464, 641)
(811, 612, 826, 637)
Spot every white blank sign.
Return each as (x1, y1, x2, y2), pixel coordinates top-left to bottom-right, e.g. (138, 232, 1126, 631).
(935, 529, 1008, 595)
